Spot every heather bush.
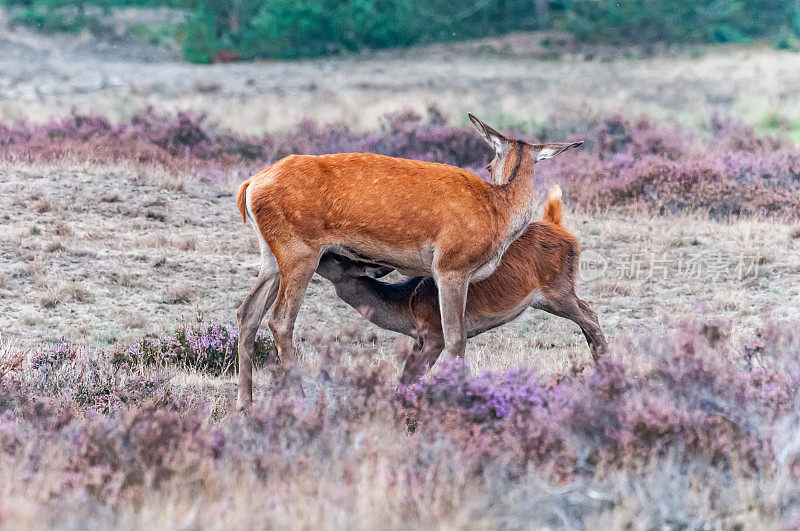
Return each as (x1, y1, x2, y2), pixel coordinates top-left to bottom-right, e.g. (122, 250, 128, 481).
(112, 320, 275, 374)
(2, 108, 799, 218)
(25, 346, 177, 413)
(3, 316, 800, 526)
(30, 339, 84, 369)
(396, 318, 792, 477)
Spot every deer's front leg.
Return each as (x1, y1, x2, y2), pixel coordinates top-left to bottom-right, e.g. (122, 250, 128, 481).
(436, 271, 469, 359)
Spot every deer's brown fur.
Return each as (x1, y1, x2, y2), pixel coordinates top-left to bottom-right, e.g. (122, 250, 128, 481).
(235, 114, 582, 407)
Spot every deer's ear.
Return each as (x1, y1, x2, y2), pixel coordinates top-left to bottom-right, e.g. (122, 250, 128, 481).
(468, 113, 507, 153)
(529, 141, 583, 162)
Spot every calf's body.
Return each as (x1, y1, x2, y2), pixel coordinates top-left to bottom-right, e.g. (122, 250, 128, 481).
(316, 187, 608, 383)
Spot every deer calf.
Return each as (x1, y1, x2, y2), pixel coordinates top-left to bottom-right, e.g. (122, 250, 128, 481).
(235, 114, 581, 407)
(316, 185, 608, 383)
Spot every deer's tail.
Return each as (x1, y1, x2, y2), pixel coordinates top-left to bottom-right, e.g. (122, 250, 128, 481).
(542, 184, 563, 225)
(236, 179, 250, 224)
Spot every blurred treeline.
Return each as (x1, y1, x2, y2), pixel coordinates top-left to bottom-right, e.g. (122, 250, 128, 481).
(5, 0, 800, 62)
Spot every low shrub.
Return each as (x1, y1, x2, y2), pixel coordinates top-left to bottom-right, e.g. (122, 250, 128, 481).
(177, 0, 800, 62)
(112, 320, 275, 374)
(1, 108, 799, 218)
(2, 316, 800, 527)
(2, 316, 800, 525)
(6, 0, 800, 61)
(30, 339, 84, 369)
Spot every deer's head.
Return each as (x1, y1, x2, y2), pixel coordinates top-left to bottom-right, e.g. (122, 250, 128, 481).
(469, 113, 583, 185)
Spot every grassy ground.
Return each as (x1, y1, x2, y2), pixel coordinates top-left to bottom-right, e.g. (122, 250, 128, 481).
(2, 159, 798, 384)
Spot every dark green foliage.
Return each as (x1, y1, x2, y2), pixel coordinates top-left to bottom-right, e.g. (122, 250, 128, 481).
(6, 0, 800, 60)
(178, 0, 800, 62)
(7, 0, 90, 33)
(179, 0, 540, 63)
(556, 0, 749, 44)
(4, 0, 196, 36)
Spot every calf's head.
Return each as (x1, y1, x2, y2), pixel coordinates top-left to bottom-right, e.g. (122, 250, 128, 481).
(317, 252, 393, 283)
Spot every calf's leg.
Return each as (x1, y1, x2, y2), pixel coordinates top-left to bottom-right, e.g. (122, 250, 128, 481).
(573, 298, 608, 360)
(534, 292, 608, 361)
(399, 333, 445, 385)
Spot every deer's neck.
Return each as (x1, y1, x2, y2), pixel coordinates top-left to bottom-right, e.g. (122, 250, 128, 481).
(495, 143, 537, 243)
(330, 276, 419, 336)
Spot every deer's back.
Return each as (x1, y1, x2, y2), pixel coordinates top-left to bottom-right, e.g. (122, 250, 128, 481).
(248, 153, 510, 273)
(249, 153, 503, 244)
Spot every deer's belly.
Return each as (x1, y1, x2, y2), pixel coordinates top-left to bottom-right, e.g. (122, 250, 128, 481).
(466, 290, 546, 337)
(327, 243, 435, 277)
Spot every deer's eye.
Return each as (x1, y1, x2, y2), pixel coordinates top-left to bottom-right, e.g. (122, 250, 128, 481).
(486, 163, 492, 171)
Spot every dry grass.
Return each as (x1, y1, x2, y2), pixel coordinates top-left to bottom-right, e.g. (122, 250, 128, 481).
(1, 29, 800, 526)
(165, 283, 195, 304)
(1, 161, 797, 379)
(54, 220, 73, 236)
(34, 197, 52, 213)
(37, 278, 92, 308)
(121, 310, 147, 329)
(0, 334, 23, 380)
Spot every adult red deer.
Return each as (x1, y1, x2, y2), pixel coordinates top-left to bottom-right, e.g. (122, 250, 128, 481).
(235, 114, 582, 407)
(316, 185, 608, 383)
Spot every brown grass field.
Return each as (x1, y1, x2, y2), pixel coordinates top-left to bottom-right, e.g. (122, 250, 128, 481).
(2, 158, 799, 381)
(3, 21, 800, 135)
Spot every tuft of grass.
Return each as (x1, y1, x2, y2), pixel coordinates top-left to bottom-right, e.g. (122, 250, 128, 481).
(54, 220, 72, 236)
(178, 235, 197, 251)
(45, 241, 65, 252)
(117, 271, 137, 288)
(38, 279, 92, 308)
(35, 197, 52, 213)
(0, 335, 24, 383)
(165, 284, 194, 304)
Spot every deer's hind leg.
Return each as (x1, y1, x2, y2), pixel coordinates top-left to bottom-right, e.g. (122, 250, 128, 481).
(267, 246, 322, 395)
(237, 249, 280, 409)
(534, 291, 608, 361)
